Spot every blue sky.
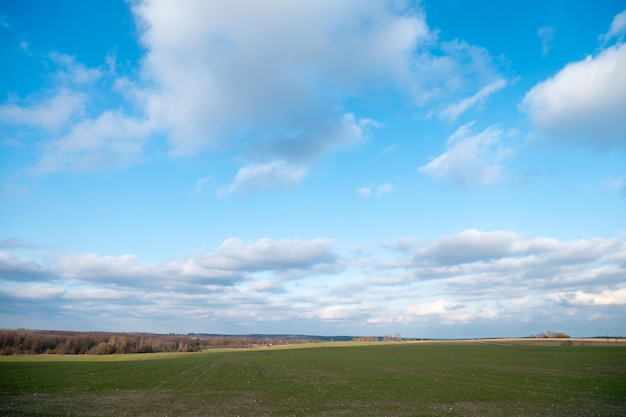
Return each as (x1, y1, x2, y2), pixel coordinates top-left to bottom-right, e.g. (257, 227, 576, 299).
(1, 0, 625, 338)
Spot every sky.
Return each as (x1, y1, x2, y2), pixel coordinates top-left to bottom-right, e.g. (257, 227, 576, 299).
(1, 0, 625, 339)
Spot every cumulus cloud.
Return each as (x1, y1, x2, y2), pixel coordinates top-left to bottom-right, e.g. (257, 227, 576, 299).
(522, 42, 626, 148)
(0, 252, 55, 282)
(248, 113, 381, 164)
(45, 237, 339, 288)
(53, 253, 155, 284)
(418, 122, 512, 186)
(417, 229, 520, 265)
(195, 237, 338, 272)
(2, 1, 509, 183)
(131, 0, 425, 159)
(125, 0, 505, 179)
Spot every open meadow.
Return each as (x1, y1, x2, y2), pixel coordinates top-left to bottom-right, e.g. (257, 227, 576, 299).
(1, 341, 625, 416)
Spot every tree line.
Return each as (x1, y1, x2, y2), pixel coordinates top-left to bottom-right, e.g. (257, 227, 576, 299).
(531, 330, 570, 338)
(0, 330, 306, 355)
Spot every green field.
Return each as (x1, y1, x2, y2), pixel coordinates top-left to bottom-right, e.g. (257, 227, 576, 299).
(1, 342, 625, 416)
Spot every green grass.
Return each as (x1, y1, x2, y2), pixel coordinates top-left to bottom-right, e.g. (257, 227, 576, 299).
(1, 342, 625, 416)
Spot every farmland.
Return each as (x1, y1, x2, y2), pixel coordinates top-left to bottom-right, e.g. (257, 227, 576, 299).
(1, 341, 625, 416)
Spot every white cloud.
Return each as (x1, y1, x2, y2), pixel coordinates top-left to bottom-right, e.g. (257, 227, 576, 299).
(12, 284, 65, 299)
(2, 231, 625, 336)
(407, 299, 459, 316)
(0, 90, 86, 132)
(222, 161, 307, 194)
(0, 54, 102, 133)
(53, 253, 156, 285)
(64, 288, 128, 300)
(417, 229, 520, 265)
(19, 41, 31, 55)
(522, 43, 626, 148)
(566, 288, 626, 306)
(356, 183, 393, 197)
(0, 53, 153, 174)
(132, 0, 425, 159)
(601, 10, 626, 44)
(407, 301, 499, 324)
(198, 237, 337, 272)
(355, 186, 371, 197)
(0, 252, 53, 282)
(2, 1, 510, 183)
(381, 237, 415, 252)
(439, 78, 507, 121)
(2, 237, 343, 296)
(538, 26, 556, 56)
(248, 113, 380, 165)
(375, 183, 393, 196)
(31, 112, 152, 174)
(413, 39, 505, 107)
(313, 305, 359, 321)
(48, 52, 102, 85)
(419, 122, 511, 186)
(192, 176, 212, 195)
(603, 177, 626, 195)
(0, 238, 38, 250)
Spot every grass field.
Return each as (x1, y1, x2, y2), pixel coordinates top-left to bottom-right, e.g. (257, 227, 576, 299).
(1, 341, 625, 416)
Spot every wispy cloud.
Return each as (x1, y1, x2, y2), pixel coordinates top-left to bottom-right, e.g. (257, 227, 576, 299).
(603, 177, 626, 195)
(600, 9, 626, 44)
(355, 187, 371, 197)
(418, 122, 512, 186)
(355, 183, 393, 197)
(0, 90, 86, 132)
(31, 112, 152, 174)
(0, 13, 10, 30)
(439, 78, 507, 121)
(221, 161, 307, 195)
(538, 25, 556, 56)
(375, 183, 393, 196)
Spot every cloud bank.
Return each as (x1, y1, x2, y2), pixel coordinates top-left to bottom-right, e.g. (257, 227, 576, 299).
(1, 231, 624, 337)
